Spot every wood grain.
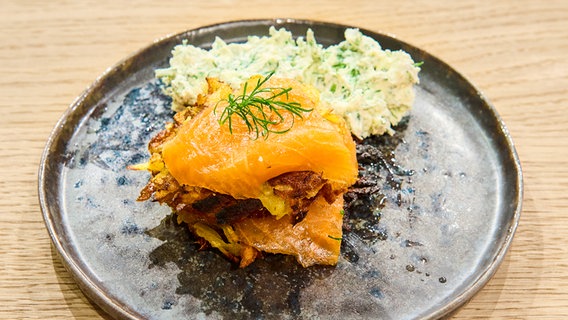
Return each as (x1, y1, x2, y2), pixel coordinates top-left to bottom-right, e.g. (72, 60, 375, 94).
(1, 0, 567, 318)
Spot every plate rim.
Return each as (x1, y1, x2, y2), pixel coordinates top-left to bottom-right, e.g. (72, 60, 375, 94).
(38, 18, 523, 320)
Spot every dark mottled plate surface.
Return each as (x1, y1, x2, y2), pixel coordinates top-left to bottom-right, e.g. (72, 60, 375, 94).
(39, 19, 522, 320)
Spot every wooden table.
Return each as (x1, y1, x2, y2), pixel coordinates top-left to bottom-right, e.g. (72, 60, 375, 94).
(1, 0, 567, 318)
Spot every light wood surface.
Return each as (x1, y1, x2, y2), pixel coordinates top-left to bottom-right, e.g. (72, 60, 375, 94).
(1, 0, 567, 319)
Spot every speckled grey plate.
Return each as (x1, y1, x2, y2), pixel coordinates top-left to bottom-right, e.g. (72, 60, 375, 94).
(39, 19, 522, 320)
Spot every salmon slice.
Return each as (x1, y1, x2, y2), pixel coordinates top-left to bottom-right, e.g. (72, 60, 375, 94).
(161, 76, 358, 200)
(233, 195, 344, 267)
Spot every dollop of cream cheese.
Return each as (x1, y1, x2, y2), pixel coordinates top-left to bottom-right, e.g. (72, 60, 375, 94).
(156, 27, 420, 138)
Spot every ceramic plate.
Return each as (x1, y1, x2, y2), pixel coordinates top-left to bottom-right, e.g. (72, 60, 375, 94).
(39, 19, 522, 319)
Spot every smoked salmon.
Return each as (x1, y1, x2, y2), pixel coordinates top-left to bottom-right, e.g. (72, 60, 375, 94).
(161, 76, 358, 201)
(233, 196, 344, 267)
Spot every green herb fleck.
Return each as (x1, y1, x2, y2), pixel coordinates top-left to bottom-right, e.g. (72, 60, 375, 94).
(215, 71, 313, 139)
(330, 83, 337, 93)
(339, 209, 345, 216)
(328, 235, 342, 241)
(413, 61, 424, 67)
(333, 62, 347, 69)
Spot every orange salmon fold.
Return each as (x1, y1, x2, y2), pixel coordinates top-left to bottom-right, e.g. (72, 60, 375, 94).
(161, 76, 358, 200)
(233, 195, 345, 267)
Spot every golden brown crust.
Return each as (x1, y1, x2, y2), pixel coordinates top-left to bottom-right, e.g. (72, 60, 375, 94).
(269, 171, 327, 223)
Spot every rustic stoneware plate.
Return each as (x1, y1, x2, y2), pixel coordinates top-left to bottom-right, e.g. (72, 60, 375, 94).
(39, 19, 522, 319)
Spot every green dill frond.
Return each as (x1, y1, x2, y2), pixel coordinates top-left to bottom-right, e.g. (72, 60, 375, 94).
(215, 71, 313, 139)
(328, 235, 342, 241)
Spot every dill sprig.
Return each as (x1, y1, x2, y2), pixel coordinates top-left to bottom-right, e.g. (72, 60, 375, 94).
(328, 235, 342, 241)
(215, 71, 313, 139)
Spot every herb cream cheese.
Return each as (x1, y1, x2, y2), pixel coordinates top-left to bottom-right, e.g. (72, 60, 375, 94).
(156, 27, 420, 138)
